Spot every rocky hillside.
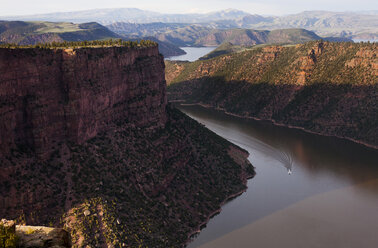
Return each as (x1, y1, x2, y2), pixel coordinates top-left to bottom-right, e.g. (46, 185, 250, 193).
(0, 44, 254, 247)
(167, 41, 378, 148)
(3, 9, 377, 40)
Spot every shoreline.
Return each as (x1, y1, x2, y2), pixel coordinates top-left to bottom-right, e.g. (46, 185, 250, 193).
(185, 145, 255, 247)
(175, 101, 378, 151)
(185, 188, 248, 247)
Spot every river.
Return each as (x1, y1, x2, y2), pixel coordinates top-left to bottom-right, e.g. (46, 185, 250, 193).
(176, 105, 378, 248)
(165, 47, 217, 62)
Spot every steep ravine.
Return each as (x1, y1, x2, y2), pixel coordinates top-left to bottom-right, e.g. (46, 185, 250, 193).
(167, 41, 378, 148)
(0, 45, 254, 247)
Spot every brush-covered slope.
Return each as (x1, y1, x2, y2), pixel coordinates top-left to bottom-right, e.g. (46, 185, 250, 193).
(167, 41, 378, 147)
(0, 44, 254, 247)
(0, 21, 120, 45)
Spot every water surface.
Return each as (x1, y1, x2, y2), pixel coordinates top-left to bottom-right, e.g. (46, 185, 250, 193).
(165, 47, 217, 62)
(177, 105, 378, 248)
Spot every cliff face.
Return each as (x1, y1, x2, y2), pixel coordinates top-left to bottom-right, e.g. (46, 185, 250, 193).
(0, 45, 254, 247)
(167, 41, 378, 147)
(0, 46, 166, 155)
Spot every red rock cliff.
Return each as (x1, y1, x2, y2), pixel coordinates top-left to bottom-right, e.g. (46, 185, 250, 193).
(0, 46, 167, 155)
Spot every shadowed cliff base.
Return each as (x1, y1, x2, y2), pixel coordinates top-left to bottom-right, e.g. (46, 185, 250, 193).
(0, 106, 254, 247)
(168, 77, 378, 148)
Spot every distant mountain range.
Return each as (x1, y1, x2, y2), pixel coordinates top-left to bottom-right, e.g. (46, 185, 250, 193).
(0, 21, 185, 57)
(0, 8, 250, 25)
(0, 19, 355, 61)
(109, 22, 352, 47)
(1, 8, 377, 40)
(196, 29, 352, 60)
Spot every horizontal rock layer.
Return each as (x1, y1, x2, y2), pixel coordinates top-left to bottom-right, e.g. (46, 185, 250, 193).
(0, 46, 167, 155)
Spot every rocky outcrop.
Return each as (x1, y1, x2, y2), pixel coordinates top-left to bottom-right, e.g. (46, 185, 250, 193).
(17, 225, 71, 248)
(1, 219, 71, 248)
(0, 46, 166, 156)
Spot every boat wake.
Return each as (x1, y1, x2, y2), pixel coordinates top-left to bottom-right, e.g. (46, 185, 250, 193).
(228, 136, 294, 174)
(188, 118, 294, 174)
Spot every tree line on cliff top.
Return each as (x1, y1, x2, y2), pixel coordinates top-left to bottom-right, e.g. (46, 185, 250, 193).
(0, 39, 157, 49)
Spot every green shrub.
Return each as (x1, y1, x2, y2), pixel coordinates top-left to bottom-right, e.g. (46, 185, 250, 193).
(0, 223, 19, 248)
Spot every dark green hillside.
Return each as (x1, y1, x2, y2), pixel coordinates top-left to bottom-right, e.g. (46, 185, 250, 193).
(58, 22, 120, 41)
(0, 21, 120, 45)
(199, 42, 245, 60)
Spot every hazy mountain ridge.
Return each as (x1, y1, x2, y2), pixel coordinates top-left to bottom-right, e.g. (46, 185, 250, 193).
(194, 28, 322, 46)
(256, 11, 378, 39)
(109, 23, 352, 50)
(0, 8, 251, 25)
(2, 8, 377, 39)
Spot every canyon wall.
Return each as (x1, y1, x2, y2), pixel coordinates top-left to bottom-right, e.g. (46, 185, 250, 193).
(0, 45, 254, 247)
(0, 46, 166, 155)
(167, 41, 378, 147)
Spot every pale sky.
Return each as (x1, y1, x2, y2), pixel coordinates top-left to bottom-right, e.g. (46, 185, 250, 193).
(0, 0, 377, 16)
